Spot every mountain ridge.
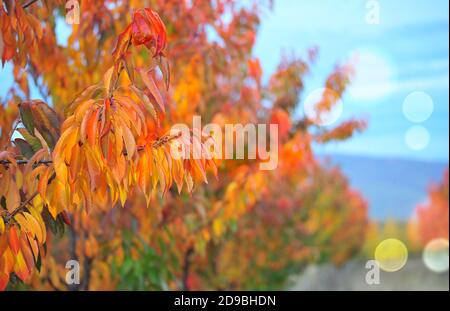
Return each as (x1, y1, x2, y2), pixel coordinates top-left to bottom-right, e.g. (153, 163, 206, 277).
(318, 153, 448, 220)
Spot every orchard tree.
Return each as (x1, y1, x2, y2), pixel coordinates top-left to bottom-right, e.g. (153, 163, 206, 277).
(1, 0, 368, 290)
(1, 1, 215, 290)
(412, 169, 449, 246)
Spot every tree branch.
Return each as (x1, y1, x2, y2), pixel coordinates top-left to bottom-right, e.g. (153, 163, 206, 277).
(0, 132, 182, 167)
(81, 257, 93, 291)
(23, 0, 39, 9)
(181, 246, 194, 291)
(0, 159, 53, 166)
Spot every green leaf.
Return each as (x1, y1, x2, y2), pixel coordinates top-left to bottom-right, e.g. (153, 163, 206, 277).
(14, 138, 35, 159)
(17, 128, 42, 152)
(35, 103, 61, 136)
(0, 197, 6, 210)
(35, 253, 42, 272)
(55, 214, 66, 238)
(18, 102, 35, 135)
(42, 207, 58, 235)
(31, 101, 61, 149)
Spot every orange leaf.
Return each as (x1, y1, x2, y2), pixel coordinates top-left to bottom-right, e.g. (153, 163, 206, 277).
(0, 272, 9, 291)
(19, 236, 35, 272)
(5, 179, 20, 213)
(60, 211, 72, 226)
(87, 109, 100, 146)
(13, 251, 30, 281)
(8, 226, 20, 255)
(138, 68, 165, 113)
(112, 24, 132, 62)
(38, 166, 51, 203)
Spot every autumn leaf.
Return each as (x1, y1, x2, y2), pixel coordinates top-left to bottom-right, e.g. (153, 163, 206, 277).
(138, 68, 165, 113)
(0, 272, 8, 291)
(112, 25, 132, 62)
(112, 8, 166, 61)
(0, 217, 5, 235)
(8, 227, 20, 255)
(13, 251, 30, 281)
(0, 3, 372, 292)
(18, 100, 61, 149)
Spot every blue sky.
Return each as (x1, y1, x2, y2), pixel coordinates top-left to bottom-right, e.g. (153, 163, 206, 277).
(254, 0, 449, 162)
(1, 0, 448, 162)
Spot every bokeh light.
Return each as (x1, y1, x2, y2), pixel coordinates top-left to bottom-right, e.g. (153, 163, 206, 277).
(348, 49, 395, 102)
(375, 238, 408, 272)
(405, 125, 430, 150)
(402, 91, 434, 123)
(423, 238, 449, 273)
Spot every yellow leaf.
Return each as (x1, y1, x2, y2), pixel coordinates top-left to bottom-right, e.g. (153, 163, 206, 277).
(14, 214, 31, 235)
(103, 66, 115, 94)
(122, 125, 136, 160)
(5, 180, 20, 214)
(33, 128, 50, 151)
(8, 226, 20, 255)
(14, 251, 30, 281)
(0, 217, 5, 235)
(38, 166, 51, 204)
(28, 208, 46, 243)
(213, 219, 224, 238)
(24, 212, 43, 244)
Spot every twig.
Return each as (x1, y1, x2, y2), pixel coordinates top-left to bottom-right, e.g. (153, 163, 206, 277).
(66, 224, 79, 291)
(81, 257, 93, 291)
(0, 159, 53, 166)
(0, 132, 182, 167)
(181, 246, 194, 291)
(22, 0, 39, 9)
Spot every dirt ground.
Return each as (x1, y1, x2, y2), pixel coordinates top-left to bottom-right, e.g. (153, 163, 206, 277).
(288, 257, 449, 291)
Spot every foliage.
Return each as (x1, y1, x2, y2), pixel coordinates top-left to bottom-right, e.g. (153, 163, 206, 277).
(1, 0, 368, 290)
(192, 165, 367, 290)
(410, 169, 449, 246)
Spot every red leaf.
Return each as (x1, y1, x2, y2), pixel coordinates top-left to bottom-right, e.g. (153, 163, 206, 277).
(0, 272, 9, 291)
(112, 24, 132, 62)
